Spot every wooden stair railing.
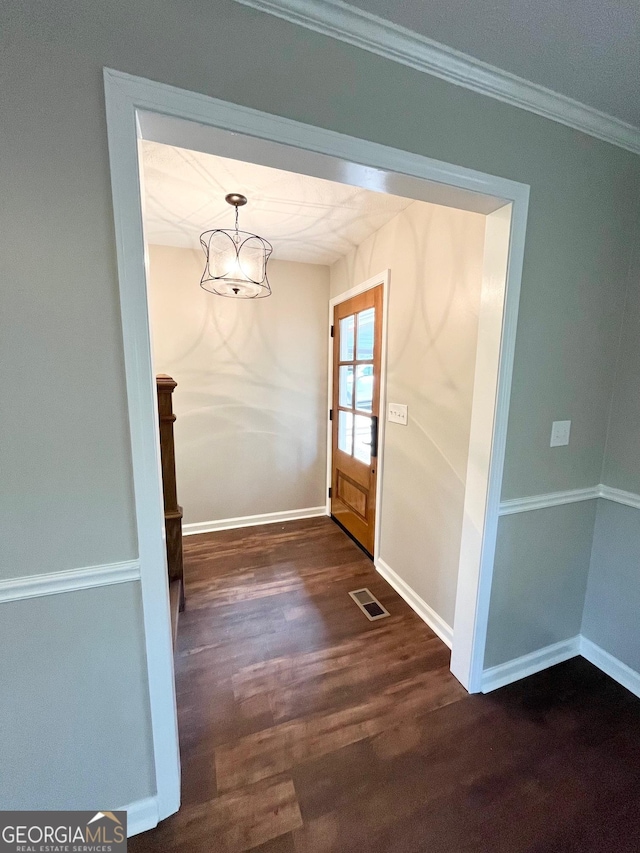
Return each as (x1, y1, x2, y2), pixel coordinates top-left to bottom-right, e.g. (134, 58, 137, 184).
(156, 374, 185, 617)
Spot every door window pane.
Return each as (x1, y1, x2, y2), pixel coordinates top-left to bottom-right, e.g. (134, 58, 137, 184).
(338, 410, 353, 455)
(355, 364, 373, 412)
(354, 414, 372, 464)
(339, 365, 353, 408)
(340, 315, 355, 361)
(356, 308, 375, 360)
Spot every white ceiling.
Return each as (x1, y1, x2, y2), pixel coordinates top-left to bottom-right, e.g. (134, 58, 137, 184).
(346, 0, 640, 126)
(140, 140, 414, 265)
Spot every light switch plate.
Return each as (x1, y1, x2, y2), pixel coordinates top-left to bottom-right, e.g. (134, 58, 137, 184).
(550, 420, 571, 447)
(388, 403, 408, 425)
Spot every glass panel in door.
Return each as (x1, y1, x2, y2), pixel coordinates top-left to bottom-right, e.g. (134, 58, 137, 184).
(356, 308, 375, 360)
(338, 365, 354, 408)
(339, 315, 355, 361)
(353, 414, 372, 464)
(354, 364, 373, 412)
(338, 410, 353, 455)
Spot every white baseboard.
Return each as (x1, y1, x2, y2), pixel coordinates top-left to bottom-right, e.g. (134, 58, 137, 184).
(182, 506, 327, 536)
(481, 634, 640, 698)
(118, 795, 159, 837)
(375, 557, 453, 648)
(482, 636, 581, 693)
(580, 636, 640, 700)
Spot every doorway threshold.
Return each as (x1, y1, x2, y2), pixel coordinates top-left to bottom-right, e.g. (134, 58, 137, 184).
(330, 515, 374, 561)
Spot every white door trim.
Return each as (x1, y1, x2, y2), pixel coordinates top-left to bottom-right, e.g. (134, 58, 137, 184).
(103, 74, 181, 825)
(450, 203, 518, 691)
(103, 67, 529, 811)
(326, 270, 391, 563)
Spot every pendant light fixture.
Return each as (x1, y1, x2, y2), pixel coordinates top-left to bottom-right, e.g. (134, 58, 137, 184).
(199, 193, 273, 298)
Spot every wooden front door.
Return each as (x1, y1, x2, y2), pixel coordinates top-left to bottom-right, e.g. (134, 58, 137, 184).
(331, 285, 383, 556)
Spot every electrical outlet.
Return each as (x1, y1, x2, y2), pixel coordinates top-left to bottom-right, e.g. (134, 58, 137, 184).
(550, 420, 571, 447)
(388, 403, 408, 425)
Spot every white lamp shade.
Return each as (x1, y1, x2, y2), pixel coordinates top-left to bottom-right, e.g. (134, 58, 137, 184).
(200, 229, 272, 298)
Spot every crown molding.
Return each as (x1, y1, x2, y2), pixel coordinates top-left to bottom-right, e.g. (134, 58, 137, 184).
(234, 0, 640, 156)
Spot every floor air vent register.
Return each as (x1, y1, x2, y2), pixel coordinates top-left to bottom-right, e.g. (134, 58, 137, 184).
(349, 588, 390, 621)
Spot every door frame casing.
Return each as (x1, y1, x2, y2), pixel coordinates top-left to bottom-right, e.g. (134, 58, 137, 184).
(326, 270, 391, 564)
(103, 67, 529, 824)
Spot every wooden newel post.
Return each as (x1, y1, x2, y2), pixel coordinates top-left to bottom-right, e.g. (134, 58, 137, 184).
(156, 374, 185, 611)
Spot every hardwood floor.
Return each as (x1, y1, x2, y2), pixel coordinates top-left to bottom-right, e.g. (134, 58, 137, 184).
(130, 517, 640, 853)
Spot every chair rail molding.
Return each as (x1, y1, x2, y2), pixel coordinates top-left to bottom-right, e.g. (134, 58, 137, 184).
(0, 560, 141, 604)
(499, 484, 640, 515)
(233, 0, 640, 156)
(499, 486, 600, 515)
(599, 484, 640, 511)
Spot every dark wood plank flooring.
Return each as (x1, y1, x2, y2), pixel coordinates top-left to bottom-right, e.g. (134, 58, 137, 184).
(130, 517, 640, 852)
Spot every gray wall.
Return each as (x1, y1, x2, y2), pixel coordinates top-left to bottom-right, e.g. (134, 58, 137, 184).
(488, 243, 640, 671)
(0, 584, 155, 809)
(601, 248, 640, 496)
(330, 201, 486, 628)
(2, 0, 640, 809)
(485, 502, 596, 667)
(148, 248, 330, 524)
(582, 500, 640, 673)
(581, 242, 640, 670)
